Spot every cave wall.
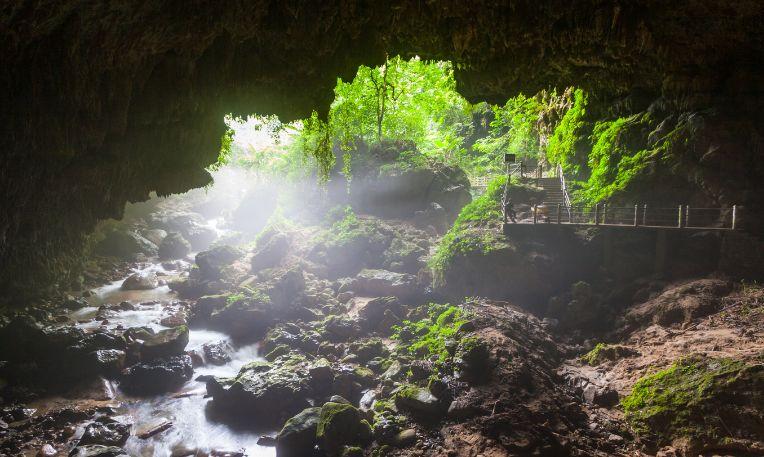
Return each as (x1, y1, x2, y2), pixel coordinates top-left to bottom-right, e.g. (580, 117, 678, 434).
(1, 1, 763, 299)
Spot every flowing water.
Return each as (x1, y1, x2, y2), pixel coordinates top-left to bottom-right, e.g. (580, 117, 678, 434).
(69, 262, 276, 457)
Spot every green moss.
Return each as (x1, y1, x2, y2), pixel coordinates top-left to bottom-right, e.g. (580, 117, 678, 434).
(621, 357, 756, 446)
(264, 344, 291, 362)
(341, 447, 364, 457)
(392, 303, 467, 364)
(429, 175, 510, 284)
(546, 88, 589, 175)
(579, 343, 634, 366)
(317, 402, 373, 453)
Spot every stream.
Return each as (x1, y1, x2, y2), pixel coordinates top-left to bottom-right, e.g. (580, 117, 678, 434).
(67, 262, 276, 457)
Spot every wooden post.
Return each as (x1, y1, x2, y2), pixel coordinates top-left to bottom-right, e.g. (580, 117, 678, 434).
(677, 205, 683, 228)
(557, 204, 561, 224)
(685, 205, 690, 228)
(642, 204, 648, 226)
(603, 203, 608, 225)
(634, 204, 639, 226)
(732, 205, 737, 230)
(533, 205, 537, 224)
(594, 204, 599, 225)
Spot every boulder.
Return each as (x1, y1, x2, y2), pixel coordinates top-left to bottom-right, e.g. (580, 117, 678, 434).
(140, 228, 167, 246)
(350, 153, 471, 222)
(392, 428, 417, 448)
(454, 337, 492, 384)
(195, 245, 243, 280)
(209, 296, 273, 341)
(95, 229, 157, 259)
(158, 232, 192, 260)
(79, 417, 131, 447)
(202, 340, 233, 365)
(356, 297, 402, 332)
(206, 358, 313, 427)
(350, 269, 420, 300)
(276, 407, 321, 457)
(382, 237, 426, 273)
(316, 402, 372, 456)
(251, 232, 289, 272)
(120, 271, 159, 290)
(87, 349, 126, 377)
(148, 210, 216, 249)
(120, 355, 193, 395)
(394, 386, 446, 420)
(138, 326, 189, 360)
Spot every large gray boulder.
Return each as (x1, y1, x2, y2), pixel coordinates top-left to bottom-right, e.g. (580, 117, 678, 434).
(95, 229, 157, 259)
(195, 244, 243, 279)
(120, 354, 193, 395)
(316, 402, 372, 456)
(137, 325, 189, 360)
(120, 271, 159, 290)
(350, 269, 420, 300)
(158, 232, 192, 259)
(276, 407, 321, 457)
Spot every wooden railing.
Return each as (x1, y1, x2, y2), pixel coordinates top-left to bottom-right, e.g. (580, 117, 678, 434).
(527, 203, 738, 230)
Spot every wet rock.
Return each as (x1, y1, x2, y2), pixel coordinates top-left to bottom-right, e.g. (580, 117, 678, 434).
(95, 229, 157, 260)
(148, 210, 217, 250)
(350, 269, 420, 300)
(69, 445, 129, 457)
(159, 232, 192, 260)
(202, 340, 233, 365)
(392, 428, 417, 448)
(196, 245, 243, 280)
(79, 417, 131, 446)
(454, 337, 492, 384)
(251, 232, 289, 273)
(323, 315, 360, 342)
(348, 338, 388, 363)
(276, 406, 321, 457)
(121, 271, 159, 290)
(317, 402, 372, 456)
(582, 384, 619, 407)
(447, 396, 488, 419)
(394, 386, 446, 420)
(140, 228, 167, 246)
(120, 355, 193, 395)
(63, 296, 89, 310)
(208, 295, 273, 341)
(356, 297, 403, 333)
(257, 435, 277, 446)
(135, 418, 173, 439)
(207, 358, 313, 426)
(382, 238, 426, 273)
(87, 349, 126, 377)
(139, 326, 189, 360)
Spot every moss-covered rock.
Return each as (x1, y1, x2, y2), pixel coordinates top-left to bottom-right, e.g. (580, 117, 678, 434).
(621, 356, 764, 453)
(276, 406, 321, 457)
(580, 343, 636, 366)
(206, 354, 313, 426)
(317, 402, 373, 456)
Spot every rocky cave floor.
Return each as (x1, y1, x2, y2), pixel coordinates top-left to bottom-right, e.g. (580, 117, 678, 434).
(0, 200, 762, 457)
